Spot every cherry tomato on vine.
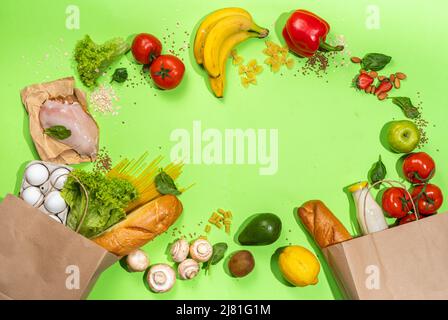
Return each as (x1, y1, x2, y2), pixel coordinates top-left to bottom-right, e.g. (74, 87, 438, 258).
(150, 55, 185, 90)
(381, 187, 411, 218)
(402, 152, 435, 184)
(131, 33, 162, 65)
(410, 183, 443, 215)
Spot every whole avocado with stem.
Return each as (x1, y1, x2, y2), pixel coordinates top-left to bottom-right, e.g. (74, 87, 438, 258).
(238, 213, 282, 246)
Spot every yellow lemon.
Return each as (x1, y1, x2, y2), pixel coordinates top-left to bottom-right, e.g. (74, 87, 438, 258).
(278, 245, 320, 287)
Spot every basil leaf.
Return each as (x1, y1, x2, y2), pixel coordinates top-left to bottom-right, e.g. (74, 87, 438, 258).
(44, 125, 71, 140)
(369, 155, 387, 189)
(204, 242, 228, 275)
(155, 171, 181, 195)
(391, 97, 420, 119)
(361, 53, 392, 71)
(111, 68, 128, 83)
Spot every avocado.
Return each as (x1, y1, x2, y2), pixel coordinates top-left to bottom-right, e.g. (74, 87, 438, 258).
(238, 213, 282, 246)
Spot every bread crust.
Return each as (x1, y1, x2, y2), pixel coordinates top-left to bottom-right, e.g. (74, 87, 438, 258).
(298, 200, 352, 248)
(93, 195, 183, 256)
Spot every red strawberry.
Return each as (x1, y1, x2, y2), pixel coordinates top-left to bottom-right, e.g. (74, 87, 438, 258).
(375, 80, 393, 96)
(354, 73, 374, 90)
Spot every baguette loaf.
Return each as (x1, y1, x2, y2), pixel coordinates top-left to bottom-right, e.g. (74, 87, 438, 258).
(298, 200, 352, 248)
(93, 195, 183, 256)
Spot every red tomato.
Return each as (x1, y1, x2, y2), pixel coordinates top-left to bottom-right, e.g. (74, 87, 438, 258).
(131, 33, 162, 65)
(397, 214, 418, 225)
(402, 152, 435, 184)
(381, 187, 411, 218)
(411, 184, 443, 215)
(150, 55, 185, 90)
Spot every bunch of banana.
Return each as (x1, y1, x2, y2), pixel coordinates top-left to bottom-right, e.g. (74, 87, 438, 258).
(194, 8, 269, 98)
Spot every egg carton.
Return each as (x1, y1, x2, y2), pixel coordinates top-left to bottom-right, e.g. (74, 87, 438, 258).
(19, 161, 73, 225)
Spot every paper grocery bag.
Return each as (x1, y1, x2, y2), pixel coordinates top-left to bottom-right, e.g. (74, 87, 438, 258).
(0, 195, 117, 300)
(20, 77, 98, 165)
(323, 213, 448, 300)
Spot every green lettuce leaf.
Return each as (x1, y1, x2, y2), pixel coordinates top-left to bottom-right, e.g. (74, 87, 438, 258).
(62, 169, 138, 238)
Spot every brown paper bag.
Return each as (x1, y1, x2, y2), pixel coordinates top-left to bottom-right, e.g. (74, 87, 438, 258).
(323, 213, 448, 300)
(0, 195, 117, 300)
(20, 77, 98, 165)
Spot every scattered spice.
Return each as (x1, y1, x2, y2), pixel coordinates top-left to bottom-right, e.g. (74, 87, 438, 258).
(160, 23, 190, 59)
(93, 147, 113, 173)
(413, 94, 429, 148)
(297, 51, 337, 78)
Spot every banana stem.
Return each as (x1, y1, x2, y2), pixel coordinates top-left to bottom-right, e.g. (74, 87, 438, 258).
(250, 25, 269, 38)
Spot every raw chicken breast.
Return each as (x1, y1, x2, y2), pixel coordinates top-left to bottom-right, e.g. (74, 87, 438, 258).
(39, 100, 98, 157)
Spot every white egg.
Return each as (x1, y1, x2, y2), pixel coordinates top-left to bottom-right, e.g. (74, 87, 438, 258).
(21, 186, 44, 207)
(44, 191, 67, 214)
(49, 168, 70, 190)
(25, 163, 49, 186)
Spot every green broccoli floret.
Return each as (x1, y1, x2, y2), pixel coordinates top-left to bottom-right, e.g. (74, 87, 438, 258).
(74, 35, 130, 88)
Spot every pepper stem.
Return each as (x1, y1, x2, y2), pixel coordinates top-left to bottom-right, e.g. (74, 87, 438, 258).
(319, 40, 344, 52)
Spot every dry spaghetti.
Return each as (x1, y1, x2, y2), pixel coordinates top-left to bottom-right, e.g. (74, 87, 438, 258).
(107, 152, 184, 212)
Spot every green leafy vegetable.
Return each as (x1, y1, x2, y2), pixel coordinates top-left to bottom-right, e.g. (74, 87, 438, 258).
(204, 242, 228, 275)
(369, 155, 387, 189)
(44, 125, 71, 140)
(361, 53, 392, 71)
(391, 97, 420, 119)
(111, 68, 128, 83)
(155, 171, 181, 195)
(74, 35, 130, 88)
(61, 169, 138, 238)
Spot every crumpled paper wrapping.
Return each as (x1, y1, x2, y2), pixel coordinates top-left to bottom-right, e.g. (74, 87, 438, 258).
(20, 77, 98, 164)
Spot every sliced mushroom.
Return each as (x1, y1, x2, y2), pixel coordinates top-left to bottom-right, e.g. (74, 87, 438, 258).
(178, 259, 200, 280)
(126, 249, 149, 272)
(147, 264, 176, 293)
(189, 239, 213, 263)
(170, 238, 190, 263)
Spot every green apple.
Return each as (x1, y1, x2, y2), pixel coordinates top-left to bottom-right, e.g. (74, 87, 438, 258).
(387, 120, 420, 153)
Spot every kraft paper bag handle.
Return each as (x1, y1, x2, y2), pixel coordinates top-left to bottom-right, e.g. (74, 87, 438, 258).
(363, 179, 418, 234)
(52, 173, 90, 233)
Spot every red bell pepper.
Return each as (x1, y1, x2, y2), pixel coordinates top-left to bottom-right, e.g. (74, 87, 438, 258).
(282, 10, 344, 58)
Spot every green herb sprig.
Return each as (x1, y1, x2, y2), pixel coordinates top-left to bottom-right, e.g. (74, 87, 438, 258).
(44, 125, 71, 140)
(155, 170, 181, 195)
(369, 155, 387, 189)
(204, 242, 228, 275)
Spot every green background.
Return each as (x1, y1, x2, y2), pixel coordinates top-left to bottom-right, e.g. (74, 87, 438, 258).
(1, 0, 447, 300)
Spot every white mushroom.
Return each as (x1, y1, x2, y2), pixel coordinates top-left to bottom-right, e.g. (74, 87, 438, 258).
(178, 259, 200, 280)
(147, 264, 176, 293)
(126, 249, 150, 272)
(189, 239, 213, 263)
(170, 238, 190, 263)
